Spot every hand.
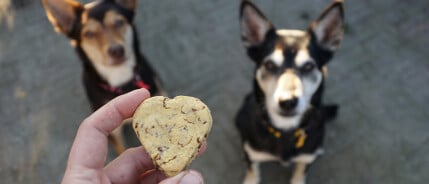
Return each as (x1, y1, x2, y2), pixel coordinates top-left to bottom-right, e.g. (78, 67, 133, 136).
(62, 89, 204, 184)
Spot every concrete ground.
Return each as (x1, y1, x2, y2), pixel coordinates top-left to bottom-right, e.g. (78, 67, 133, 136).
(1, 0, 428, 183)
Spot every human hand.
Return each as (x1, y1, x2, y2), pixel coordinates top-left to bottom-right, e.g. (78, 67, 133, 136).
(62, 89, 205, 184)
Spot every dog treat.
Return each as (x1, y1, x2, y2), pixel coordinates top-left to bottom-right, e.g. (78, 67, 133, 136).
(132, 96, 212, 177)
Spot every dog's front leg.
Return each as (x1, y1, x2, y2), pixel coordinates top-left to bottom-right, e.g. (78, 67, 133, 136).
(290, 162, 307, 184)
(243, 162, 261, 184)
(108, 118, 133, 154)
(109, 127, 126, 154)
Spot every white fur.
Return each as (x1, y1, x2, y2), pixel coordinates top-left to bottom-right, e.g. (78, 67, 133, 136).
(84, 1, 98, 9)
(269, 49, 284, 66)
(267, 104, 302, 130)
(243, 162, 261, 184)
(292, 154, 317, 164)
(277, 29, 306, 37)
(295, 49, 312, 66)
(291, 162, 307, 184)
(274, 72, 303, 102)
(244, 142, 280, 162)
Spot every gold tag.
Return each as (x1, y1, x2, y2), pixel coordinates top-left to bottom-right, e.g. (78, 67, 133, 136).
(294, 129, 307, 149)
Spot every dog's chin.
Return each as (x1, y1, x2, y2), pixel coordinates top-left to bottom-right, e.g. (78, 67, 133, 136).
(277, 109, 298, 117)
(107, 57, 127, 66)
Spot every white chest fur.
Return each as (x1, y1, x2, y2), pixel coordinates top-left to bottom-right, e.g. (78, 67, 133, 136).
(92, 57, 136, 87)
(267, 109, 302, 130)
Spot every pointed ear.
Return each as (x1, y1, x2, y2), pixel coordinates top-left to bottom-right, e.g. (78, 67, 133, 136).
(309, 0, 344, 51)
(240, 1, 275, 48)
(42, 0, 82, 36)
(116, 0, 137, 11)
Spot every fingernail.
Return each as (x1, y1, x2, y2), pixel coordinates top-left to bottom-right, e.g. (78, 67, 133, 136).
(179, 171, 203, 184)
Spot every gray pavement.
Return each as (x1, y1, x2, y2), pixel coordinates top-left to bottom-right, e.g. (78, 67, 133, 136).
(1, 0, 429, 183)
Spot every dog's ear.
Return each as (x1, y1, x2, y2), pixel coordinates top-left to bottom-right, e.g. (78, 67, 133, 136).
(116, 0, 137, 11)
(309, 0, 344, 51)
(42, 0, 82, 36)
(240, 1, 275, 48)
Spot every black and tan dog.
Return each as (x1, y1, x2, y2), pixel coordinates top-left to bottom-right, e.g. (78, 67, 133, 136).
(42, 0, 165, 154)
(236, 0, 344, 183)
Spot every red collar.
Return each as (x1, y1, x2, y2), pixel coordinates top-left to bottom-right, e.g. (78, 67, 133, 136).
(99, 74, 151, 94)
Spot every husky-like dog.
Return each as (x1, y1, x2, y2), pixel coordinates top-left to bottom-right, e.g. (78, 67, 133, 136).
(43, 0, 165, 154)
(235, 1, 344, 183)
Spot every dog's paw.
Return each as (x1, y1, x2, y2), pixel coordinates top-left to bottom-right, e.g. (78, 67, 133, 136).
(243, 169, 260, 184)
(291, 169, 306, 184)
(290, 177, 305, 184)
(244, 177, 260, 184)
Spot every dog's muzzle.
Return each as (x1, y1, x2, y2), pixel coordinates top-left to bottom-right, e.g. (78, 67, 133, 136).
(274, 71, 302, 116)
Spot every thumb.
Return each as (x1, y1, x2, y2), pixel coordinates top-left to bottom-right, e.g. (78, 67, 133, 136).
(159, 170, 204, 184)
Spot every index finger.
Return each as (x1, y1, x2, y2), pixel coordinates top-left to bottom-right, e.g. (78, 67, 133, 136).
(67, 88, 150, 169)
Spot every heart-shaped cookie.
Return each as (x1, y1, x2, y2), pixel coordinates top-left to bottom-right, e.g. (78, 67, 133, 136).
(132, 96, 212, 177)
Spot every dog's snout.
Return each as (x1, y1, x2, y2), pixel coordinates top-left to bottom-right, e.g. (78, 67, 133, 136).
(279, 98, 298, 111)
(108, 44, 125, 59)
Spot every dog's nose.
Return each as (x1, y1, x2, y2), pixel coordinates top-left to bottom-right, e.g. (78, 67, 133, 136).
(279, 98, 298, 111)
(108, 45, 125, 59)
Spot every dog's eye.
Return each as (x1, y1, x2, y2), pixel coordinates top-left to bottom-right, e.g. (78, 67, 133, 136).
(264, 61, 278, 72)
(84, 31, 97, 38)
(300, 62, 315, 73)
(114, 20, 125, 29)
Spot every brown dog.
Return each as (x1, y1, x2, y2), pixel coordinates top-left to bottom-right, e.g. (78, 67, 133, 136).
(43, 0, 165, 154)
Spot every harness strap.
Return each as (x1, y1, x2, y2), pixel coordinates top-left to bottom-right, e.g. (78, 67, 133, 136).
(264, 124, 307, 149)
(294, 128, 307, 149)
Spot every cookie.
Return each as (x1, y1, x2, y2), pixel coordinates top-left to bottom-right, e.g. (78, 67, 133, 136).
(132, 96, 212, 177)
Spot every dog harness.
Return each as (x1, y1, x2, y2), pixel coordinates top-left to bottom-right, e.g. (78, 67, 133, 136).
(265, 125, 307, 149)
(99, 74, 151, 95)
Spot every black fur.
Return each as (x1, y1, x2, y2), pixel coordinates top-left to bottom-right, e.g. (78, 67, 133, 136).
(246, 29, 278, 65)
(307, 31, 335, 68)
(88, 1, 134, 23)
